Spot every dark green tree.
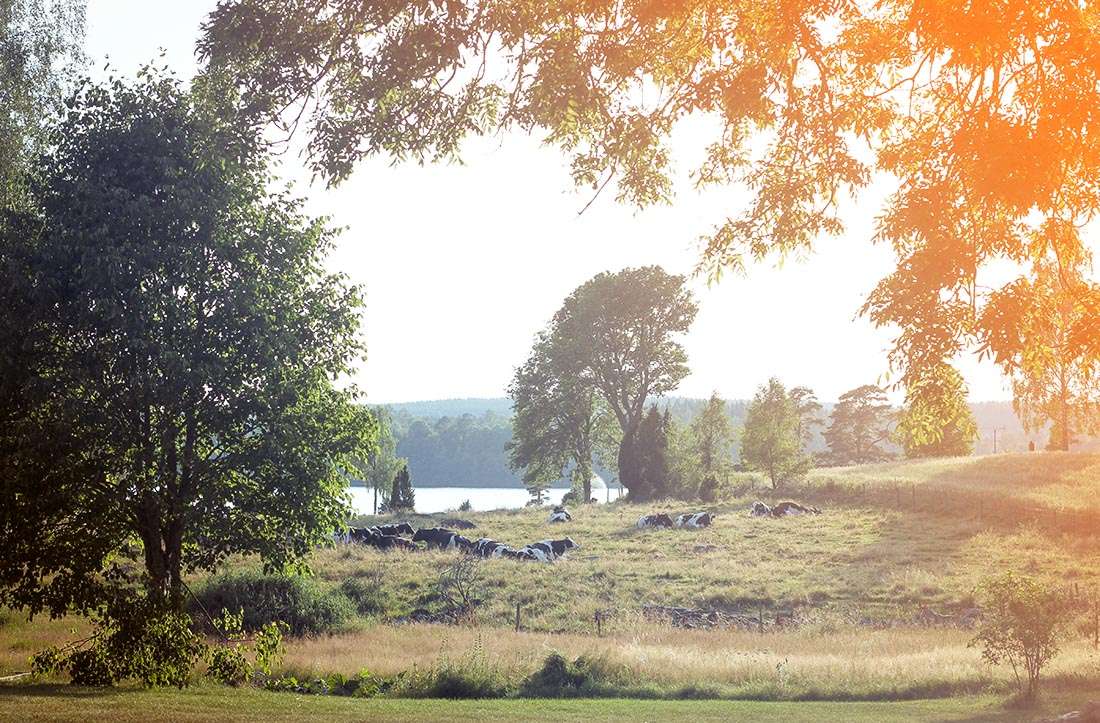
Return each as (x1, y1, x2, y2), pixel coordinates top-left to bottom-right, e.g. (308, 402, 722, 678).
(0, 69, 375, 619)
(823, 385, 896, 465)
(741, 379, 812, 488)
(631, 406, 671, 500)
(896, 366, 978, 459)
(388, 464, 415, 513)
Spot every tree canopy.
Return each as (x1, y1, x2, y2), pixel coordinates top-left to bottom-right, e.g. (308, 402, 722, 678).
(896, 366, 978, 458)
(0, 69, 375, 616)
(199, 0, 1100, 417)
(514, 266, 696, 500)
(0, 0, 85, 206)
(823, 385, 896, 465)
(741, 378, 814, 488)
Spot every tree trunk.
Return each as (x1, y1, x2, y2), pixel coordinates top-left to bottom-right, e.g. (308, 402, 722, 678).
(618, 425, 643, 499)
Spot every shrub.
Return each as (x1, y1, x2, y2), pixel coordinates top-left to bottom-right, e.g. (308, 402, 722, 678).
(340, 576, 391, 617)
(194, 572, 353, 636)
(33, 595, 206, 688)
(698, 475, 720, 502)
(972, 572, 1069, 698)
(458, 499, 472, 512)
(520, 652, 634, 698)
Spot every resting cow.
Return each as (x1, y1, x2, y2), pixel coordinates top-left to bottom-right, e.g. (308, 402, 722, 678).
(636, 513, 675, 529)
(412, 527, 458, 549)
(526, 538, 578, 561)
(548, 506, 572, 523)
(749, 501, 772, 517)
(374, 522, 415, 537)
(771, 501, 821, 517)
(675, 512, 715, 528)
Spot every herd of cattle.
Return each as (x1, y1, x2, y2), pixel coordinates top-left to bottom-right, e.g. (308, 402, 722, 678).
(338, 500, 821, 560)
(337, 521, 578, 563)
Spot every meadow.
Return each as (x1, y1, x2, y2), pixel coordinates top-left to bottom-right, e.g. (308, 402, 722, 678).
(3, 452, 1100, 718)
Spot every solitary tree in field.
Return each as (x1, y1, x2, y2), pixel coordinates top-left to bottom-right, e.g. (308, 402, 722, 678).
(895, 366, 977, 459)
(549, 267, 697, 500)
(741, 379, 812, 488)
(0, 70, 375, 620)
(510, 267, 695, 502)
(824, 385, 896, 465)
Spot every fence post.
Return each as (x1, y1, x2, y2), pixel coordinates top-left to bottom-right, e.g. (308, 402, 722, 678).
(595, 610, 602, 636)
(515, 602, 521, 633)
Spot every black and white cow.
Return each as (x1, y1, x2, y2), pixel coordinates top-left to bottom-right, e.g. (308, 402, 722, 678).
(749, 501, 773, 517)
(525, 538, 579, 561)
(636, 513, 675, 529)
(472, 537, 504, 558)
(675, 512, 715, 528)
(548, 506, 572, 523)
(374, 522, 415, 537)
(770, 501, 821, 517)
(412, 527, 458, 549)
(500, 546, 540, 562)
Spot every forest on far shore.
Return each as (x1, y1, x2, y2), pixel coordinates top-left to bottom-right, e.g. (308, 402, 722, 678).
(370, 397, 1070, 489)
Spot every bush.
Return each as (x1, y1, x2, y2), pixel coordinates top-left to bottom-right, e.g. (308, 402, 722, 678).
(458, 499, 472, 512)
(698, 475, 720, 503)
(520, 652, 635, 698)
(339, 577, 391, 617)
(33, 595, 206, 688)
(972, 572, 1069, 698)
(194, 572, 354, 636)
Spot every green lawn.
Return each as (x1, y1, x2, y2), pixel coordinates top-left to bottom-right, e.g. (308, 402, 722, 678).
(0, 683, 1080, 722)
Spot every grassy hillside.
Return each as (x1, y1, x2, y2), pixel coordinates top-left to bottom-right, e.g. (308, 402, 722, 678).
(322, 453, 1100, 632)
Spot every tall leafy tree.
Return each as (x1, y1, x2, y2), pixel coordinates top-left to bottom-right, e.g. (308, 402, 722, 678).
(823, 385, 896, 465)
(0, 69, 375, 617)
(353, 406, 406, 513)
(201, 1, 1100, 418)
(983, 248, 1100, 452)
(689, 392, 735, 498)
(542, 266, 697, 500)
(895, 366, 978, 459)
(741, 378, 812, 488)
(507, 332, 603, 503)
(1, 0, 85, 206)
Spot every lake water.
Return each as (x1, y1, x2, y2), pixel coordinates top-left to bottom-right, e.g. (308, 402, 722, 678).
(348, 485, 624, 514)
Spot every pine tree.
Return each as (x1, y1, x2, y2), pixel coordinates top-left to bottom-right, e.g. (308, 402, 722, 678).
(389, 464, 415, 512)
(824, 385, 896, 465)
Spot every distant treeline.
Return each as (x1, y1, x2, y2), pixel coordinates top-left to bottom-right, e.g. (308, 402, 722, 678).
(383, 397, 1055, 488)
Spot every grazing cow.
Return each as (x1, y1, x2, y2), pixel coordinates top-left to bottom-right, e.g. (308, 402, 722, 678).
(771, 501, 821, 517)
(375, 522, 415, 537)
(412, 527, 458, 549)
(636, 513, 675, 529)
(749, 501, 773, 517)
(548, 506, 572, 523)
(675, 512, 715, 528)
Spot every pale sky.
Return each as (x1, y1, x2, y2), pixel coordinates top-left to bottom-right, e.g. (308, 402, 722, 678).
(86, 1, 1017, 404)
